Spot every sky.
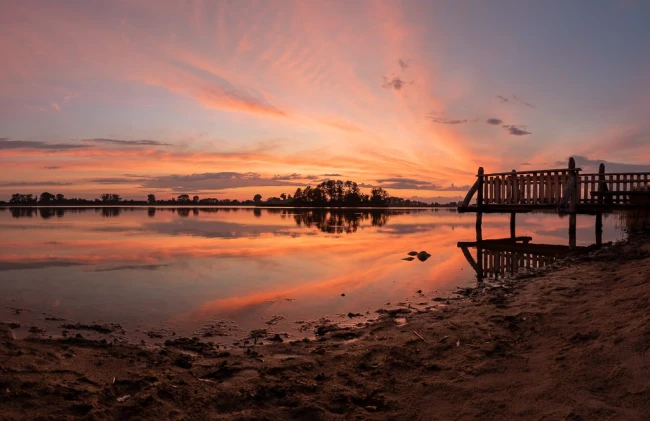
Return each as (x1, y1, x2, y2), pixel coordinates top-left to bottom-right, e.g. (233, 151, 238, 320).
(1, 0, 649, 202)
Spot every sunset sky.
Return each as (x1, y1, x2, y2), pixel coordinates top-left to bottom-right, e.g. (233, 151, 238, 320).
(1, 0, 649, 202)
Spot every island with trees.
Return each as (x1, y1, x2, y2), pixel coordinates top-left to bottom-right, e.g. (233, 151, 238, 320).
(0, 179, 458, 208)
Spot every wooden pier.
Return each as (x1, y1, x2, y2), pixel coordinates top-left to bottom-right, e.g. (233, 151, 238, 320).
(458, 157, 649, 214)
(455, 157, 648, 279)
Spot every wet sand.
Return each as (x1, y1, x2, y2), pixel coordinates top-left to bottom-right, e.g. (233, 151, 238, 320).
(1, 234, 649, 420)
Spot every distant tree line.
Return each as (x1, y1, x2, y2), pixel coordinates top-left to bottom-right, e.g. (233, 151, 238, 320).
(1, 181, 457, 208)
(2, 192, 260, 206)
(7, 192, 99, 205)
(6, 192, 130, 205)
(148, 194, 257, 206)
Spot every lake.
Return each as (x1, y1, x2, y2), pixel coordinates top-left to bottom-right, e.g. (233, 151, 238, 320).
(0, 207, 626, 342)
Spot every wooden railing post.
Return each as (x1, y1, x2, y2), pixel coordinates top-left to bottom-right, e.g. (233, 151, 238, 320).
(559, 157, 578, 212)
(569, 157, 578, 212)
(511, 170, 519, 204)
(598, 163, 611, 205)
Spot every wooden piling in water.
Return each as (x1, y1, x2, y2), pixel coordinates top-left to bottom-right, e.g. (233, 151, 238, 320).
(477, 167, 484, 209)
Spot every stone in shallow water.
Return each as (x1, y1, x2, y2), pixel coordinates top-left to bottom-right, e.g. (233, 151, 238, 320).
(407, 251, 418, 256)
(417, 251, 431, 262)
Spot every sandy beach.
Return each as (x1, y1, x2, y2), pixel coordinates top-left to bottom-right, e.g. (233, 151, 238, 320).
(1, 234, 649, 420)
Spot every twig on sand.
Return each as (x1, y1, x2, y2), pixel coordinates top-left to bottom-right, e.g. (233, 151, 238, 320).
(413, 331, 427, 343)
(488, 332, 494, 343)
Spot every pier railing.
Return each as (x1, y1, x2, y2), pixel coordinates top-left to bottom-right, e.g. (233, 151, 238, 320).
(480, 168, 576, 206)
(459, 157, 649, 213)
(578, 169, 650, 205)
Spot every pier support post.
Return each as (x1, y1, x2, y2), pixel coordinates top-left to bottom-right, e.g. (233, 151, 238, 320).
(569, 213, 577, 249)
(477, 246, 484, 281)
(559, 157, 578, 212)
(595, 213, 603, 247)
(510, 212, 516, 239)
(475, 167, 485, 243)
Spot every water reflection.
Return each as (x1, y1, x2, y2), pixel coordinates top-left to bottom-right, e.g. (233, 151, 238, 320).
(293, 209, 389, 234)
(0, 207, 627, 339)
(3, 207, 434, 237)
(456, 211, 639, 280)
(10, 207, 37, 218)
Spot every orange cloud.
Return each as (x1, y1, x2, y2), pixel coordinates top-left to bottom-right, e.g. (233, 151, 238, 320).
(0, 0, 492, 198)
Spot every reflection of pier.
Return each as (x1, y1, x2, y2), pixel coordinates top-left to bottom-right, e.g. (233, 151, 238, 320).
(458, 213, 593, 280)
(458, 237, 586, 279)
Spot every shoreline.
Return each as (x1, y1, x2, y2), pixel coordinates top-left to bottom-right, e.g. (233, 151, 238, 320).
(2, 234, 649, 420)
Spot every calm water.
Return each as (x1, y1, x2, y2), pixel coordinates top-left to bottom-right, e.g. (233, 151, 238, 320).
(0, 207, 625, 342)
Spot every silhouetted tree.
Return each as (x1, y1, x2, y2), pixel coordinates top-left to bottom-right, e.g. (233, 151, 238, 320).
(343, 181, 362, 206)
(147, 194, 156, 205)
(9, 193, 36, 204)
(101, 193, 121, 203)
(55, 193, 65, 202)
(254, 194, 262, 205)
(177, 194, 190, 204)
(192, 195, 199, 204)
(39, 192, 55, 203)
(291, 180, 392, 207)
(370, 187, 389, 206)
